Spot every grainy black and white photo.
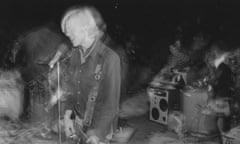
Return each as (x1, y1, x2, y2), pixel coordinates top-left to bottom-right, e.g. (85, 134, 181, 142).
(0, 0, 239, 144)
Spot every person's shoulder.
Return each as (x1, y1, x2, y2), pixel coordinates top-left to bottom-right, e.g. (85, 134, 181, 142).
(101, 44, 120, 62)
(219, 63, 229, 69)
(219, 63, 232, 73)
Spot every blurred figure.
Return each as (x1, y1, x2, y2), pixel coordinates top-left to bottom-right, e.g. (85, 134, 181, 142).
(206, 42, 233, 99)
(48, 6, 131, 144)
(0, 70, 24, 121)
(205, 42, 233, 134)
(160, 40, 190, 75)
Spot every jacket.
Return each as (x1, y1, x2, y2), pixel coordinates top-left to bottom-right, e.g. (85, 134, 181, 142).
(61, 39, 121, 141)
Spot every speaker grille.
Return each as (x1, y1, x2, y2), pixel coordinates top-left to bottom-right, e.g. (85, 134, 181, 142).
(151, 107, 160, 120)
(159, 99, 168, 112)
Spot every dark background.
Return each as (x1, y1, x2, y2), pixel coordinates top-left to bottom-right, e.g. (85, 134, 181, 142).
(1, 0, 240, 69)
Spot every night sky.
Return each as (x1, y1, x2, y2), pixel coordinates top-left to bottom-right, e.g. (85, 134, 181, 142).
(1, 0, 240, 63)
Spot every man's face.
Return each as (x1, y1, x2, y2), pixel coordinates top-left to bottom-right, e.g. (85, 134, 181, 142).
(64, 16, 96, 49)
(65, 19, 87, 47)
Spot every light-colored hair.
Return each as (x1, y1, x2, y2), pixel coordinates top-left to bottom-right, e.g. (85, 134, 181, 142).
(61, 6, 106, 35)
(205, 42, 230, 67)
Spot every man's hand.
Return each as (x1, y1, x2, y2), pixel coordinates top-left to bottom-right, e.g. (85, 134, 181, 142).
(86, 135, 100, 144)
(64, 110, 76, 137)
(48, 50, 62, 69)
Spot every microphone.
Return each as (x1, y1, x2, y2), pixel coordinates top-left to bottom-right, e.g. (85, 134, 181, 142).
(49, 43, 69, 69)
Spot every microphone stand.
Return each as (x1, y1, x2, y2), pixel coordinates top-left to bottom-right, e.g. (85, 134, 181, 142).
(57, 62, 62, 144)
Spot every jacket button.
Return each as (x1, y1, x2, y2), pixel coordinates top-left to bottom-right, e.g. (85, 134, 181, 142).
(79, 70, 81, 73)
(78, 81, 80, 84)
(77, 91, 81, 94)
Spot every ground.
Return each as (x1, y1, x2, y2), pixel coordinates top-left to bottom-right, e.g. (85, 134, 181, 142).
(127, 114, 221, 144)
(0, 114, 222, 144)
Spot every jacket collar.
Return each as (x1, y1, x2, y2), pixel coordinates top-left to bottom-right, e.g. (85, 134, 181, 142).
(78, 38, 104, 64)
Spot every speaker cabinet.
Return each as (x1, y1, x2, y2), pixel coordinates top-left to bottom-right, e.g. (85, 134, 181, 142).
(181, 89, 218, 135)
(149, 88, 180, 125)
